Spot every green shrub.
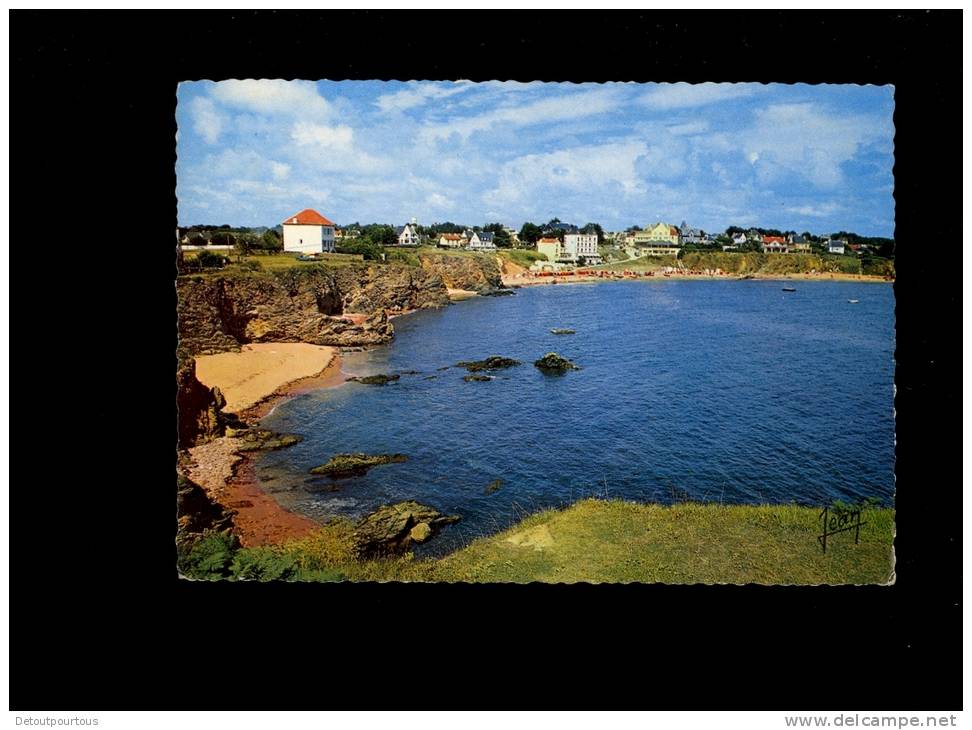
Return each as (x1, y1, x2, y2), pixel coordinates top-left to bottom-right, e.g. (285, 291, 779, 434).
(863, 257, 895, 277)
(238, 259, 263, 272)
(230, 547, 299, 582)
(196, 250, 229, 269)
(179, 530, 238, 579)
(336, 237, 384, 261)
(386, 248, 421, 267)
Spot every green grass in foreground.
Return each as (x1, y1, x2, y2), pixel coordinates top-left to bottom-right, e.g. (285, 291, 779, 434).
(182, 500, 895, 584)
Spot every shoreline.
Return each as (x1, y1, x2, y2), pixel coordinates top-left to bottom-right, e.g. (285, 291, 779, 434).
(502, 271, 892, 288)
(185, 276, 890, 547)
(191, 346, 351, 546)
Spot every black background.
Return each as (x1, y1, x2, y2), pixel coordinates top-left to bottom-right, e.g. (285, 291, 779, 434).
(9, 10, 962, 710)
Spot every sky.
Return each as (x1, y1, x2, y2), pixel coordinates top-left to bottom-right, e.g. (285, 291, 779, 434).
(176, 80, 895, 237)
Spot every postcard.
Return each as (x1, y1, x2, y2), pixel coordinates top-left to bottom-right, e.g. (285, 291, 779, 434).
(175, 80, 896, 584)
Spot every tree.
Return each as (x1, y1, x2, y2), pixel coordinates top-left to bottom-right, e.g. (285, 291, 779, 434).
(259, 229, 282, 252)
(580, 222, 605, 243)
(518, 222, 542, 245)
(210, 231, 236, 247)
(233, 232, 258, 262)
(337, 236, 384, 261)
(360, 224, 398, 247)
(483, 223, 512, 248)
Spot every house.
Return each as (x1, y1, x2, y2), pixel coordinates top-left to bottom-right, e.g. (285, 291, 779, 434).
(437, 233, 464, 249)
(761, 236, 788, 254)
(563, 232, 601, 264)
(504, 227, 520, 245)
(787, 234, 811, 253)
(536, 237, 561, 262)
(680, 221, 707, 245)
(828, 238, 847, 255)
(723, 232, 748, 251)
(746, 229, 763, 243)
(468, 231, 496, 251)
(626, 223, 681, 256)
(394, 219, 421, 247)
(282, 208, 337, 253)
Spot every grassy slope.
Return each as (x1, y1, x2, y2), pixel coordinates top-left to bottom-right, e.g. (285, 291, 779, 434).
(424, 500, 895, 584)
(243, 499, 894, 585)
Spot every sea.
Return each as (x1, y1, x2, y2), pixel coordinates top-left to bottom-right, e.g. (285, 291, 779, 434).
(256, 279, 896, 556)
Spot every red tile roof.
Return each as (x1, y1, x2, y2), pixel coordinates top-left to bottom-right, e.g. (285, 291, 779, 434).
(539, 237, 560, 244)
(283, 209, 335, 226)
(440, 233, 463, 240)
(763, 236, 786, 244)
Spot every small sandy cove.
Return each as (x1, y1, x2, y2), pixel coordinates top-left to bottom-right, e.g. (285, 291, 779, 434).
(194, 343, 338, 414)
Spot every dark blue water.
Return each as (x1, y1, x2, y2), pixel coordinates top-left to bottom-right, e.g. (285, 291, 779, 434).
(257, 280, 896, 555)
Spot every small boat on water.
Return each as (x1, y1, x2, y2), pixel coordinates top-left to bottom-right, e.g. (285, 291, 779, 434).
(782, 287, 796, 292)
(848, 299, 860, 304)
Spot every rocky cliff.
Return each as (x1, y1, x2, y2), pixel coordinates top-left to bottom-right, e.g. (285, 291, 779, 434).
(177, 264, 449, 356)
(419, 253, 503, 293)
(176, 355, 226, 449)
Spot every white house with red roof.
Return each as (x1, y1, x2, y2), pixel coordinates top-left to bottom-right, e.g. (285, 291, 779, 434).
(282, 208, 337, 254)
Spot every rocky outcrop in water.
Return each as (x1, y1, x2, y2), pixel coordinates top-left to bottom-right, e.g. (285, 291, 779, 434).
(176, 355, 226, 449)
(229, 428, 303, 452)
(353, 501, 461, 557)
(455, 356, 521, 372)
(419, 253, 504, 293)
(534, 352, 580, 373)
(310, 453, 408, 478)
(346, 373, 401, 385)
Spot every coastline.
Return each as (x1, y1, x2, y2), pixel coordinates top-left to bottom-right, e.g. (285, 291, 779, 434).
(190, 345, 350, 546)
(184, 276, 890, 548)
(502, 270, 892, 288)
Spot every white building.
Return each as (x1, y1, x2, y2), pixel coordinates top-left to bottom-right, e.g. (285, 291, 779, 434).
(282, 209, 337, 253)
(468, 231, 496, 251)
(395, 218, 421, 246)
(828, 239, 847, 255)
(563, 232, 601, 264)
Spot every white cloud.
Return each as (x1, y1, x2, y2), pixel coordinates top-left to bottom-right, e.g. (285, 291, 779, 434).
(486, 141, 649, 209)
(426, 192, 455, 210)
(271, 161, 290, 180)
(741, 103, 888, 188)
(420, 88, 621, 143)
(188, 97, 223, 144)
(375, 82, 472, 113)
(666, 120, 709, 136)
(785, 202, 842, 217)
(210, 79, 332, 119)
(290, 122, 354, 150)
(641, 83, 761, 110)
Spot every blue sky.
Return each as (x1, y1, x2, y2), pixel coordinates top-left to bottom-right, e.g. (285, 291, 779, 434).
(176, 80, 895, 237)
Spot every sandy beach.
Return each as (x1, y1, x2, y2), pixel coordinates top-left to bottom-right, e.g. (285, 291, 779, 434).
(447, 287, 478, 301)
(189, 342, 351, 545)
(195, 342, 338, 414)
(501, 271, 891, 288)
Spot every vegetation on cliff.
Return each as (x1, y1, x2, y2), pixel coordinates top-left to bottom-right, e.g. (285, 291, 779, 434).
(178, 499, 894, 585)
